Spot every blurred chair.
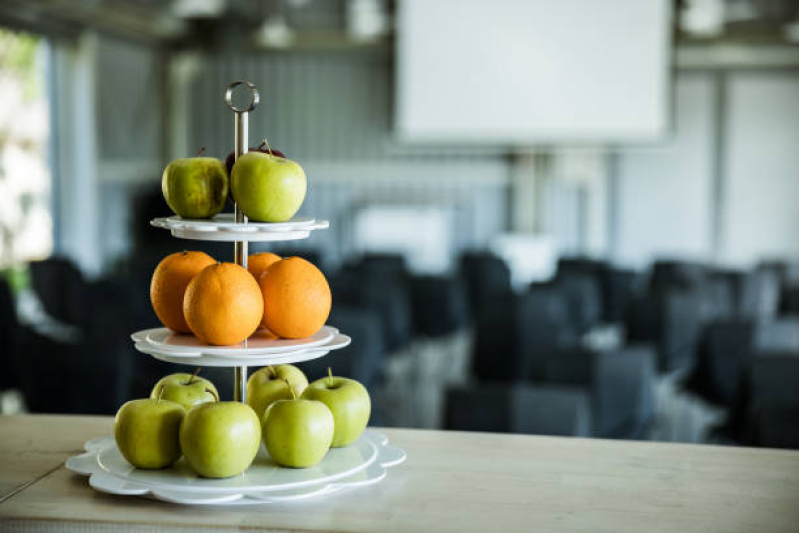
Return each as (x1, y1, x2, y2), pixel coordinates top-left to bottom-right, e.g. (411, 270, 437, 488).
(626, 288, 702, 373)
(28, 257, 87, 326)
(472, 286, 575, 383)
(330, 266, 414, 353)
(691, 318, 799, 408)
(408, 275, 470, 338)
(649, 260, 707, 292)
(445, 384, 591, 437)
(543, 345, 657, 439)
(731, 354, 799, 449)
(603, 267, 640, 323)
(738, 268, 780, 321)
(458, 251, 512, 318)
(547, 273, 602, 334)
(0, 279, 20, 391)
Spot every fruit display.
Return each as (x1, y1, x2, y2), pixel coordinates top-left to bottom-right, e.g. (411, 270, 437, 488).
(150, 251, 216, 333)
(303, 369, 371, 447)
(183, 262, 264, 346)
(230, 150, 307, 222)
(162, 149, 228, 219)
(259, 257, 332, 339)
(86, 83, 402, 503)
(246, 364, 308, 419)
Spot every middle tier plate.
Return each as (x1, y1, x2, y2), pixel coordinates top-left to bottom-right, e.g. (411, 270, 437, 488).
(132, 326, 351, 367)
(151, 214, 329, 242)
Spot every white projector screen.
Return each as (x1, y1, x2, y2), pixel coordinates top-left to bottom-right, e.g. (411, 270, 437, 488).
(395, 0, 672, 144)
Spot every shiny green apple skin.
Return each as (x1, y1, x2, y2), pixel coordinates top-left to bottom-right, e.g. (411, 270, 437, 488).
(302, 376, 371, 447)
(246, 365, 308, 419)
(230, 152, 306, 222)
(162, 157, 228, 219)
(262, 398, 334, 468)
(179, 401, 261, 478)
(150, 373, 219, 411)
(114, 399, 186, 469)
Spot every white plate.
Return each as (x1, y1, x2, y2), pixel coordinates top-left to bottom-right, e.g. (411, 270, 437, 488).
(137, 344, 333, 367)
(66, 430, 405, 505)
(133, 333, 350, 367)
(151, 215, 329, 243)
(132, 326, 337, 355)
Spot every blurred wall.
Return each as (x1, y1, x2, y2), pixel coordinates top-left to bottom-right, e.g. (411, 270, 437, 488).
(611, 69, 799, 269)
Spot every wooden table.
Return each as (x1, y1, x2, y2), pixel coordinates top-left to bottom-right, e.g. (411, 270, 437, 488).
(2, 415, 799, 532)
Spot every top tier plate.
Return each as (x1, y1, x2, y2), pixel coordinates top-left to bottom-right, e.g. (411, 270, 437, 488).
(151, 214, 329, 242)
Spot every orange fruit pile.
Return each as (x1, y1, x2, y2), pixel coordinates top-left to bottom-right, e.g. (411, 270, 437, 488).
(150, 251, 331, 345)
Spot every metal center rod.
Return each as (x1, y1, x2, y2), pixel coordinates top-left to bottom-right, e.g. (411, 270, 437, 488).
(226, 81, 259, 404)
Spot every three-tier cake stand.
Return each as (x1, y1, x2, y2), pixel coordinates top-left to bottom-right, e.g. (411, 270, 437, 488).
(66, 81, 405, 505)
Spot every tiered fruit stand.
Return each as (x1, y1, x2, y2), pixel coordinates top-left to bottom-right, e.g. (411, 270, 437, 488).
(66, 81, 405, 505)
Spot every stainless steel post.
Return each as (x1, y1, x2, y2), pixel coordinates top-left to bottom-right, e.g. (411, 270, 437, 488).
(224, 81, 260, 403)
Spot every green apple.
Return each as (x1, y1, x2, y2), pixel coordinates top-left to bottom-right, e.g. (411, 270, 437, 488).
(302, 370, 371, 447)
(262, 393, 334, 468)
(179, 401, 261, 478)
(246, 365, 308, 419)
(150, 370, 219, 411)
(162, 152, 228, 219)
(114, 398, 186, 469)
(230, 151, 306, 222)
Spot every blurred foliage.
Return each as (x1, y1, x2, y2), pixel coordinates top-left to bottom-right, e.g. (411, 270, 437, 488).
(0, 27, 42, 101)
(1, 265, 30, 295)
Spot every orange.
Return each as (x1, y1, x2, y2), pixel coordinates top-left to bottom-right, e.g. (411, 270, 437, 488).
(247, 252, 281, 328)
(247, 252, 282, 281)
(259, 257, 331, 339)
(183, 262, 264, 345)
(150, 251, 216, 333)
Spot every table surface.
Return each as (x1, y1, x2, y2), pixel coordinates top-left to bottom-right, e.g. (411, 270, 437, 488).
(1, 415, 799, 533)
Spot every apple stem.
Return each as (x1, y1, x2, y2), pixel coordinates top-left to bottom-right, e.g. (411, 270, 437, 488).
(187, 367, 202, 385)
(157, 387, 164, 405)
(262, 138, 273, 156)
(205, 387, 219, 402)
(327, 367, 333, 388)
(197, 147, 206, 157)
(284, 378, 296, 400)
(267, 366, 275, 378)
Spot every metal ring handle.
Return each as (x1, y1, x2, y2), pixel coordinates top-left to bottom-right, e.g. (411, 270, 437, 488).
(224, 81, 260, 113)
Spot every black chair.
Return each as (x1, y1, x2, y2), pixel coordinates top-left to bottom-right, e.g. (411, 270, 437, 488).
(28, 257, 87, 326)
(626, 288, 702, 373)
(472, 287, 576, 383)
(445, 384, 591, 437)
(691, 318, 799, 408)
(330, 266, 413, 353)
(408, 275, 470, 338)
(739, 268, 780, 321)
(603, 267, 640, 323)
(0, 279, 20, 391)
(649, 260, 707, 292)
(732, 354, 799, 449)
(543, 345, 657, 439)
(547, 273, 602, 334)
(458, 252, 512, 319)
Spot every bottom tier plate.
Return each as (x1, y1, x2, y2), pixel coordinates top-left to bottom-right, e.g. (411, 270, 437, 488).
(66, 430, 405, 505)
